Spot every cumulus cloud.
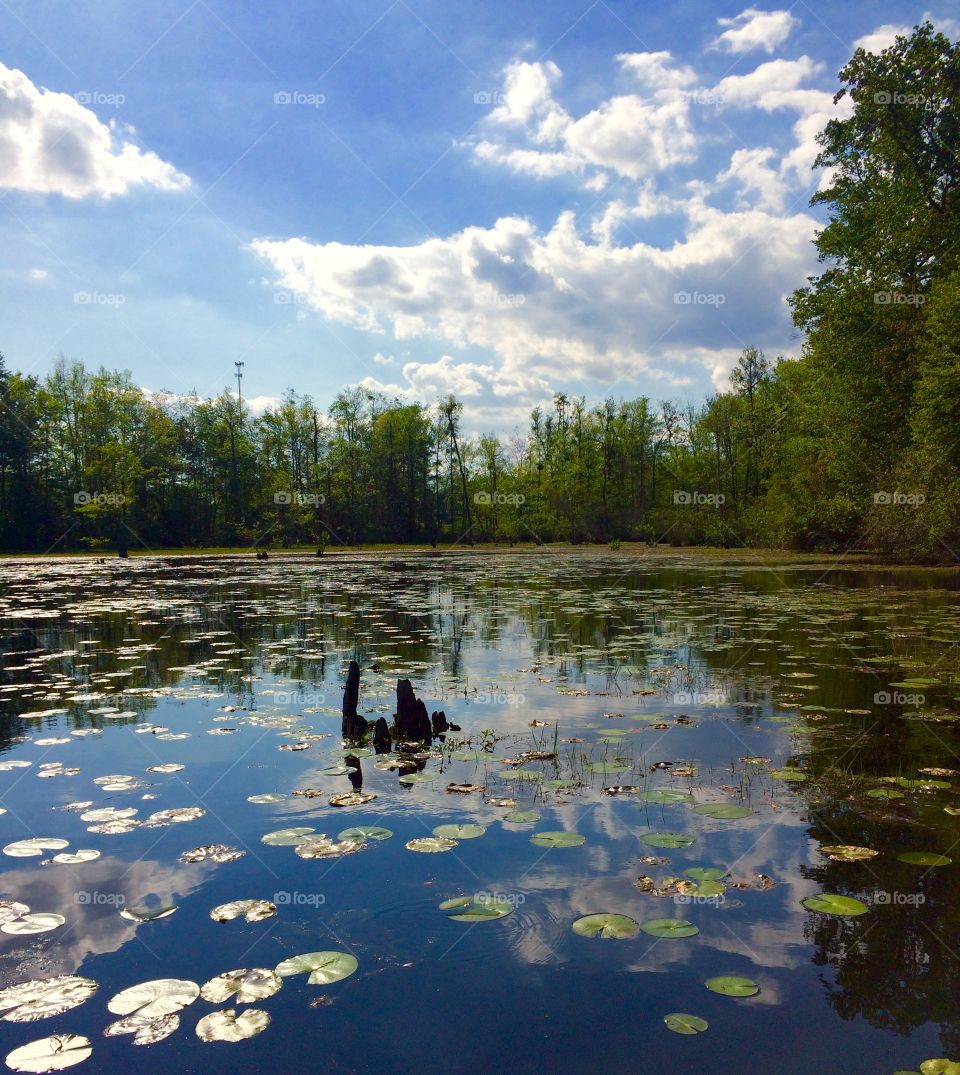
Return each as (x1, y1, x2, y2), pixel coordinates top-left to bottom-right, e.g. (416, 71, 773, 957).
(251, 202, 815, 395)
(854, 13, 960, 54)
(711, 7, 799, 53)
(0, 61, 189, 198)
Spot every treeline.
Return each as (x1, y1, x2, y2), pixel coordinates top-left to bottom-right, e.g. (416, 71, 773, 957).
(0, 23, 957, 560)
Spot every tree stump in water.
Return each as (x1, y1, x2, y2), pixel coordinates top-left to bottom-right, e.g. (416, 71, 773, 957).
(373, 717, 392, 754)
(431, 710, 449, 735)
(341, 660, 369, 739)
(396, 679, 432, 741)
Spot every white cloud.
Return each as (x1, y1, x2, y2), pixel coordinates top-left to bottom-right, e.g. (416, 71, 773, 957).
(711, 7, 799, 53)
(617, 51, 697, 91)
(716, 147, 787, 211)
(0, 62, 189, 198)
(251, 202, 815, 393)
(28, 267, 48, 280)
(853, 24, 912, 53)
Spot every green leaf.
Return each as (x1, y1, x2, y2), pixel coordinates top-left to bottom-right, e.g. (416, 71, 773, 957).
(801, 893, 869, 916)
(704, 976, 759, 997)
(571, 914, 639, 939)
(640, 917, 699, 938)
(664, 1013, 708, 1035)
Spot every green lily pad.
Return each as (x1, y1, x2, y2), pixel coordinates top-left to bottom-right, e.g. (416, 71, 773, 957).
(261, 828, 315, 846)
(640, 832, 695, 849)
(439, 896, 514, 921)
(769, 768, 807, 782)
(433, 824, 486, 840)
(692, 804, 753, 819)
(640, 917, 699, 938)
(664, 1012, 708, 1035)
(920, 1060, 960, 1075)
(571, 914, 639, 939)
(704, 976, 759, 997)
(897, 852, 952, 866)
(642, 790, 694, 805)
(801, 893, 869, 916)
(531, 831, 586, 848)
(504, 811, 540, 823)
(867, 787, 904, 799)
(338, 826, 393, 842)
(684, 868, 726, 882)
(274, 951, 358, 985)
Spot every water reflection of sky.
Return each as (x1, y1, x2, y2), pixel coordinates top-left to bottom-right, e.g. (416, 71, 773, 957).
(0, 552, 958, 1073)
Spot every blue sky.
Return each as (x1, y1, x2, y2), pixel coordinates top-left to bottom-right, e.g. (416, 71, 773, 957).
(1, 1, 956, 431)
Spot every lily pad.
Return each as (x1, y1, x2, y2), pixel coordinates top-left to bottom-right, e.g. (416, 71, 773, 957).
(897, 852, 952, 866)
(195, 1008, 269, 1043)
(692, 804, 753, 819)
(439, 896, 515, 921)
(0, 976, 98, 1023)
(405, 837, 458, 853)
(704, 975, 759, 997)
(642, 790, 693, 805)
(640, 832, 695, 849)
(261, 827, 315, 846)
(103, 1012, 179, 1046)
(107, 979, 199, 1019)
(1, 913, 65, 936)
(433, 824, 486, 840)
(6, 1034, 92, 1072)
(531, 831, 586, 848)
(200, 969, 281, 1004)
(640, 917, 700, 938)
(338, 826, 393, 842)
(504, 811, 540, 823)
(571, 914, 639, 939)
(275, 951, 358, 985)
(3, 838, 69, 858)
(769, 768, 808, 782)
(329, 792, 377, 807)
(664, 1013, 708, 1035)
(684, 868, 726, 882)
(819, 845, 879, 862)
(210, 900, 276, 923)
(801, 893, 869, 916)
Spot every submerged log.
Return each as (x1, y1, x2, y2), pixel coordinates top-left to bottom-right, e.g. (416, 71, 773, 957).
(396, 679, 432, 741)
(431, 710, 449, 735)
(341, 660, 369, 739)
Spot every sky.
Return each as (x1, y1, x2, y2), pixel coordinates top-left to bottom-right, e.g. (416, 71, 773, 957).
(1, 1, 957, 432)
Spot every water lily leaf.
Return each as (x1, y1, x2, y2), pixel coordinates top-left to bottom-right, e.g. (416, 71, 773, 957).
(684, 868, 726, 882)
(0, 901, 30, 924)
(664, 1013, 708, 1035)
(195, 1008, 269, 1043)
(119, 906, 177, 924)
(103, 1012, 180, 1046)
(6, 1034, 92, 1072)
(1, 913, 65, 936)
(704, 976, 759, 997)
(504, 811, 540, 823)
(107, 979, 199, 1019)
(439, 896, 515, 921)
(920, 1061, 960, 1075)
(247, 794, 285, 804)
(642, 790, 693, 804)
(433, 824, 486, 840)
(179, 844, 245, 864)
(0, 976, 97, 1023)
(146, 763, 184, 774)
(801, 893, 869, 916)
(338, 826, 393, 842)
(819, 845, 879, 862)
(640, 917, 699, 938)
(4, 839, 69, 858)
(571, 914, 639, 939)
(867, 788, 904, 799)
(275, 951, 358, 985)
(49, 850, 100, 865)
(640, 832, 695, 849)
(200, 969, 281, 1004)
(210, 900, 276, 923)
(261, 828, 315, 846)
(329, 792, 377, 807)
(769, 768, 807, 782)
(692, 804, 753, 819)
(530, 831, 586, 848)
(897, 852, 952, 866)
(295, 837, 364, 859)
(405, 837, 458, 853)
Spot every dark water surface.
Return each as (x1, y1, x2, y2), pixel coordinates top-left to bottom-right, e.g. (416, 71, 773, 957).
(0, 550, 959, 1074)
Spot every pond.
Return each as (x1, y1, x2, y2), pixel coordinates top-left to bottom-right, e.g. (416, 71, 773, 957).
(0, 550, 959, 1074)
